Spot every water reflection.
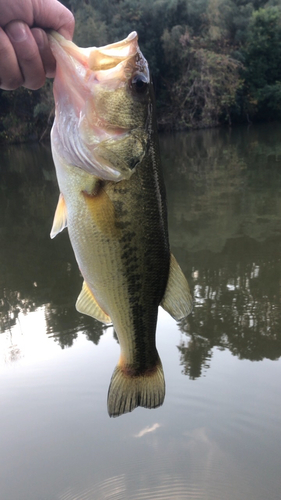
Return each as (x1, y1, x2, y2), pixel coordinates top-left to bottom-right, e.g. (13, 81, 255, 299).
(1, 124, 281, 379)
(161, 123, 281, 376)
(177, 235, 281, 378)
(0, 144, 105, 364)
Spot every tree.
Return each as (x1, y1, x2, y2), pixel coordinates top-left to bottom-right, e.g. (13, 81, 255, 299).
(161, 27, 242, 129)
(243, 6, 281, 120)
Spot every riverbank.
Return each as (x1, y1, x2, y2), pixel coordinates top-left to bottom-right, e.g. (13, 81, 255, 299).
(1, 2, 281, 144)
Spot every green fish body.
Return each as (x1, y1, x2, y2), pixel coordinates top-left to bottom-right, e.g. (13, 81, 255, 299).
(49, 31, 192, 417)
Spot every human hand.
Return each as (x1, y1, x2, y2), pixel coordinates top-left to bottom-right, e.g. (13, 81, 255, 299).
(0, 0, 74, 90)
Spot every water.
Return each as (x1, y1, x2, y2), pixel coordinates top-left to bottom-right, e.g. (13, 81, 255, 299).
(1, 123, 281, 500)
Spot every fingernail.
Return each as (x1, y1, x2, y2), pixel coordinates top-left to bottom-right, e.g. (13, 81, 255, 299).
(6, 22, 28, 43)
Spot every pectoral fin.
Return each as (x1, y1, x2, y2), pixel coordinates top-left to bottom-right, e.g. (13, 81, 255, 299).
(94, 142, 132, 180)
(161, 253, 192, 320)
(76, 281, 112, 324)
(94, 133, 146, 180)
(50, 193, 67, 239)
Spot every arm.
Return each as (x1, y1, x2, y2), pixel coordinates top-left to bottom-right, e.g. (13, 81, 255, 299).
(0, 0, 74, 90)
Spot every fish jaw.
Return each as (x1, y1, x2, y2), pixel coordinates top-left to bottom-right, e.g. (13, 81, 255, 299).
(48, 30, 143, 114)
(48, 31, 150, 182)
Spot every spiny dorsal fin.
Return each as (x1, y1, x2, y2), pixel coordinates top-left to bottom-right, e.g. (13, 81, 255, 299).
(76, 281, 111, 324)
(161, 253, 192, 320)
(50, 193, 67, 239)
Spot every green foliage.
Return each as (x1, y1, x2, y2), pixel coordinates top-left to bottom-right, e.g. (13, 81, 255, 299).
(0, 81, 55, 144)
(161, 28, 242, 128)
(243, 6, 281, 119)
(73, 4, 108, 47)
(256, 83, 281, 119)
(245, 7, 281, 87)
(2, 0, 281, 141)
(0, 88, 38, 143)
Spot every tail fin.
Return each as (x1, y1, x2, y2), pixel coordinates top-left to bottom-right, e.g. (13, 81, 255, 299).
(107, 361, 165, 418)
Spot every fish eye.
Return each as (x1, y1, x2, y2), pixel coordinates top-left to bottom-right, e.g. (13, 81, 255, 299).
(131, 74, 148, 93)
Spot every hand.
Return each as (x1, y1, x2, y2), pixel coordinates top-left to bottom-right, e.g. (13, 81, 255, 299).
(0, 0, 74, 90)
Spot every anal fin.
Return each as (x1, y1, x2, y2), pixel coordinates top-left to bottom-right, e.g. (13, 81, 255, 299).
(76, 281, 111, 324)
(50, 193, 67, 239)
(161, 253, 192, 320)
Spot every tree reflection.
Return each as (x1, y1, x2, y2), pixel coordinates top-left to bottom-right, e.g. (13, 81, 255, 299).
(45, 303, 105, 348)
(0, 291, 35, 333)
(1, 125, 281, 377)
(0, 144, 104, 349)
(160, 124, 281, 378)
(177, 236, 281, 378)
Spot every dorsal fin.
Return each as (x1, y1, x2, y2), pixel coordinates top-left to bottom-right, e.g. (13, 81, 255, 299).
(50, 193, 67, 239)
(76, 281, 112, 324)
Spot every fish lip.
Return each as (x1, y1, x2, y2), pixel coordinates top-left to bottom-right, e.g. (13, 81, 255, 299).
(48, 30, 149, 89)
(47, 31, 142, 72)
(47, 31, 88, 69)
(94, 31, 138, 56)
(48, 29, 138, 49)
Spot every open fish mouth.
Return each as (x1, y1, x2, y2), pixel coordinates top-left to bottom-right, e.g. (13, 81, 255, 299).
(48, 30, 139, 67)
(48, 31, 149, 89)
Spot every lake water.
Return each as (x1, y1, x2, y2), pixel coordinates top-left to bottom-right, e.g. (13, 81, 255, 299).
(1, 123, 281, 500)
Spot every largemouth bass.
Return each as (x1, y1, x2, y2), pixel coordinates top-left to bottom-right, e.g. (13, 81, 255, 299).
(48, 31, 192, 417)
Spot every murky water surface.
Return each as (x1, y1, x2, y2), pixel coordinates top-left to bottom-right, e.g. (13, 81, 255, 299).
(1, 123, 281, 500)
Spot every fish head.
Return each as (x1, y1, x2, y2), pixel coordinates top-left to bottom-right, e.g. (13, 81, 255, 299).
(49, 31, 153, 181)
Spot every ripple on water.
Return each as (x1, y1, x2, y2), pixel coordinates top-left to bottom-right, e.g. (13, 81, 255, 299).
(57, 472, 255, 500)
(57, 443, 257, 500)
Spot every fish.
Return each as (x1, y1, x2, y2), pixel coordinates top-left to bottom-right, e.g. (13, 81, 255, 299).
(48, 31, 192, 417)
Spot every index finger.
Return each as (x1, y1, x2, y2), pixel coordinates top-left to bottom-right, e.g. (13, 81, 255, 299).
(33, 0, 75, 40)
